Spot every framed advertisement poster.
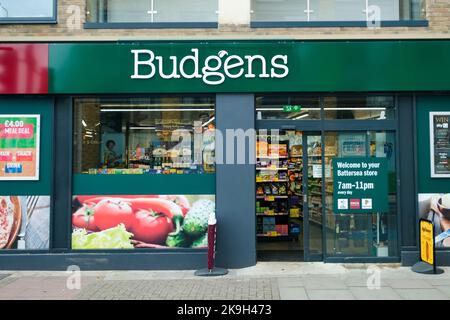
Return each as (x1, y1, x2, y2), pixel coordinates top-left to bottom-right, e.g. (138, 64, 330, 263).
(338, 133, 366, 157)
(0, 115, 40, 180)
(430, 112, 450, 178)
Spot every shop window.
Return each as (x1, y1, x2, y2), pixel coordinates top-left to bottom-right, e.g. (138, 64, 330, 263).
(324, 131, 398, 257)
(255, 95, 321, 120)
(323, 96, 395, 120)
(73, 96, 215, 175)
(251, 0, 426, 23)
(86, 0, 218, 24)
(0, 0, 56, 22)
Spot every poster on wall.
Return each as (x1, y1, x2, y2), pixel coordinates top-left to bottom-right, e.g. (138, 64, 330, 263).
(0, 115, 40, 180)
(418, 193, 450, 248)
(338, 133, 366, 157)
(71, 195, 215, 249)
(430, 112, 450, 177)
(0, 196, 50, 250)
(100, 133, 125, 168)
(333, 157, 388, 214)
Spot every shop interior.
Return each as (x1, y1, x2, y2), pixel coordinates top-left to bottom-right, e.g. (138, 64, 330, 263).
(255, 95, 398, 261)
(73, 96, 216, 175)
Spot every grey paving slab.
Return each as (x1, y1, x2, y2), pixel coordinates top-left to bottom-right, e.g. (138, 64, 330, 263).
(434, 286, 450, 299)
(279, 287, 308, 300)
(349, 287, 402, 300)
(307, 289, 355, 300)
(387, 279, 434, 289)
(344, 276, 391, 288)
(303, 277, 347, 290)
(277, 278, 304, 288)
(0, 274, 10, 281)
(394, 288, 449, 300)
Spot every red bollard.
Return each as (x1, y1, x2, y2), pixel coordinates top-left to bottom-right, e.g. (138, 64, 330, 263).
(195, 212, 228, 277)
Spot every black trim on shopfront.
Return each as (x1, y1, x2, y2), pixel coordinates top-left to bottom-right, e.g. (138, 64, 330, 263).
(53, 97, 72, 250)
(216, 94, 256, 268)
(84, 22, 218, 29)
(250, 20, 429, 28)
(398, 95, 417, 250)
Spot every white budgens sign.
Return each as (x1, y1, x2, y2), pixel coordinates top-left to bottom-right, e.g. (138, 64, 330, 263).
(131, 49, 289, 86)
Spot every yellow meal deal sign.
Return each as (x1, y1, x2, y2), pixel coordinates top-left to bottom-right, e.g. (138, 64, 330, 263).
(420, 219, 435, 265)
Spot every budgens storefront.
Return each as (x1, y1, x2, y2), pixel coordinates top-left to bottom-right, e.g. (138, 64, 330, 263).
(1, 40, 450, 269)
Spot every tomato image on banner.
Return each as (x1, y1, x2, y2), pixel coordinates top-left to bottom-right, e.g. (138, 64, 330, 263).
(71, 195, 215, 249)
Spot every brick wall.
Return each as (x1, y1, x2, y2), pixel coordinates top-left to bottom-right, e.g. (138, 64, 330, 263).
(0, 0, 448, 40)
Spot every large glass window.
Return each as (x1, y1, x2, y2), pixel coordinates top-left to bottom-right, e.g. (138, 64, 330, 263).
(73, 96, 215, 175)
(251, 0, 426, 22)
(256, 95, 321, 120)
(86, 0, 218, 24)
(324, 96, 395, 120)
(324, 131, 398, 257)
(255, 95, 395, 120)
(0, 0, 55, 21)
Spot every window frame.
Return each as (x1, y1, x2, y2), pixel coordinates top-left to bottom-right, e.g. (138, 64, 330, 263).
(84, 0, 218, 29)
(0, 0, 57, 24)
(250, 0, 428, 28)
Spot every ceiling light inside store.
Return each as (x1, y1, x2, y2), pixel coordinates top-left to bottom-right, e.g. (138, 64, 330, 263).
(202, 117, 215, 127)
(293, 114, 310, 120)
(101, 108, 215, 112)
(82, 120, 87, 127)
(129, 126, 156, 130)
(256, 108, 320, 111)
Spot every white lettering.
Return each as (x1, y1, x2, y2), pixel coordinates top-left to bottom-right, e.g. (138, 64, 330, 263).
(271, 55, 289, 78)
(179, 49, 202, 79)
(224, 55, 245, 79)
(131, 49, 156, 79)
(130, 49, 290, 85)
(202, 55, 225, 86)
(244, 55, 270, 79)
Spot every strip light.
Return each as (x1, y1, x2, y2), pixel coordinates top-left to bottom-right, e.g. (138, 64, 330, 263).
(101, 108, 215, 112)
(256, 107, 387, 111)
(202, 116, 215, 127)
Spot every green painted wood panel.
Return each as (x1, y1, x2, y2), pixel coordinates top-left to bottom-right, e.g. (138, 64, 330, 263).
(417, 95, 450, 193)
(73, 173, 215, 195)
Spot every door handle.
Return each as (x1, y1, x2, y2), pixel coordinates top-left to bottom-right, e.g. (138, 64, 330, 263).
(303, 194, 307, 203)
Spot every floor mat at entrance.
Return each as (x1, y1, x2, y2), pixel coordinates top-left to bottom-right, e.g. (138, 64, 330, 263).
(257, 251, 304, 262)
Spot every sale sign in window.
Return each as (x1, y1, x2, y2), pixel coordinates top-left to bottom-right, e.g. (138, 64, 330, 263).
(0, 115, 40, 180)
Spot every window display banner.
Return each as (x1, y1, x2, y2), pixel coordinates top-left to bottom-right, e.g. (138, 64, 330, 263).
(71, 195, 215, 249)
(0, 115, 40, 180)
(418, 193, 450, 248)
(333, 157, 388, 214)
(0, 196, 50, 250)
(430, 112, 450, 177)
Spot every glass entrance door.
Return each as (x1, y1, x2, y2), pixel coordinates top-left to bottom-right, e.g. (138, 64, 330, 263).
(302, 133, 324, 261)
(255, 129, 325, 261)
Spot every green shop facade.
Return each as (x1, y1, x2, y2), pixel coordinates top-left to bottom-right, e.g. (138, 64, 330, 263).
(0, 40, 450, 270)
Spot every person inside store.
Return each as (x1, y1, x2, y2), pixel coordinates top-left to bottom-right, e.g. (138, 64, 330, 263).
(103, 139, 122, 168)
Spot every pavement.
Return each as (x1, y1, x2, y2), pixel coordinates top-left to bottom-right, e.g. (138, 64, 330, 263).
(0, 262, 449, 300)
